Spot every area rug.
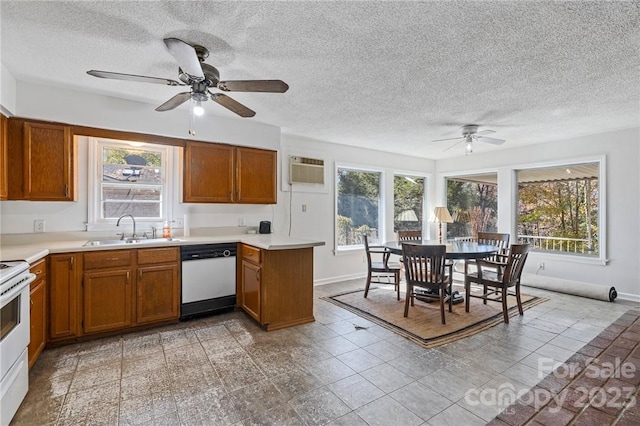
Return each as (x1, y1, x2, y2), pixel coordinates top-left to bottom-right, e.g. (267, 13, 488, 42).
(322, 285, 548, 348)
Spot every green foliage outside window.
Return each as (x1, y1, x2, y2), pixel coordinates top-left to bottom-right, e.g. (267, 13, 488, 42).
(447, 179, 498, 238)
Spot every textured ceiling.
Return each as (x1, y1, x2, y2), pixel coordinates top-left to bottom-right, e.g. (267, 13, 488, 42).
(1, 1, 639, 159)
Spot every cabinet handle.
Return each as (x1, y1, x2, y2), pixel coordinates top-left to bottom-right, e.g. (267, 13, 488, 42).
(64, 184, 69, 197)
(126, 271, 130, 284)
(34, 270, 42, 275)
(255, 269, 260, 281)
(139, 270, 142, 280)
(70, 257, 74, 270)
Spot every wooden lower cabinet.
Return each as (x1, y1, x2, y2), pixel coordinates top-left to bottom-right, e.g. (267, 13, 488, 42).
(136, 263, 180, 324)
(28, 259, 47, 368)
(240, 260, 261, 321)
(48, 253, 81, 340)
(47, 247, 180, 344)
(238, 244, 315, 331)
(83, 269, 132, 334)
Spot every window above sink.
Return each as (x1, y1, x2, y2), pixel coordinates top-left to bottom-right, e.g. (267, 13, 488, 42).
(85, 137, 178, 232)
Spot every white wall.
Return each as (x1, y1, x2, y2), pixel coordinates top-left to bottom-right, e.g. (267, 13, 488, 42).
(281, 134, 435, 284)
(437, 127, 640, 300)
(1, 64, 17, 115)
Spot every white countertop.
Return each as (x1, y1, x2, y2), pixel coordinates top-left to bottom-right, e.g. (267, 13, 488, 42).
(0, 233, 325, 264)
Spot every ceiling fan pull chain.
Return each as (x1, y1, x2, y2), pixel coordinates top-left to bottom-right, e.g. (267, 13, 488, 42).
(188, 100, 196, 136)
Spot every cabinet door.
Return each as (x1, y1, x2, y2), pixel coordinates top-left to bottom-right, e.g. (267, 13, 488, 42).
(49, 254, 80, 339)
(183, 141, 234, 203)
(0, 114, 7, 200)
(236, 147, 276, 204)
(241, 260, 261, 322)
(23, 122, 75, 201)
(136, 264, 180, 324)
(28, 278, 46, 369)
(83, 269, 132, 334)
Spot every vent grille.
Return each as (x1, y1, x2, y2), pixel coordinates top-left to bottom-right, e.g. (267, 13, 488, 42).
(289, 156, 324, 185)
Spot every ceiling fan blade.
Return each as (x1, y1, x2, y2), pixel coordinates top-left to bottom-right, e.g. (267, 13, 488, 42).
(163, 38, 204, 80)
(155, 92, 191, 112)
(444, 139, 466, 152)
(87, 70, 183, 86)
(475, 129, 496, 136)
(432, 137, 462, 143)
(476, 136, 506, 145)
(217, 80, 289, 93)
(210, 93, 256, 117)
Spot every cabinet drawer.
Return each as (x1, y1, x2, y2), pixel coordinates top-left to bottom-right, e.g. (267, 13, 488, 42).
(84, 250, 132, 270)
(29, 258, 47, 288)
(242, 245, 261, 264)
(138, 247, 179, 265)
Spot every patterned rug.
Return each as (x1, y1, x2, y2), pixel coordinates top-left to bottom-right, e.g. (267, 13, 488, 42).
(322, 284, 547, 349)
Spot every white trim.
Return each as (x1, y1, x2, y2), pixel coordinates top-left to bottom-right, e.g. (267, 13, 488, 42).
(391, 172, 429, 236)
(86, 137, 176, 232)
(334, 163, 385, 253)
(528, 251, 608, 266)
(514, 155, 606, 264)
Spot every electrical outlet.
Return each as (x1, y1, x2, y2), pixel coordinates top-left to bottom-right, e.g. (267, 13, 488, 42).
(302, 204, 307, 212)
(538, 262, 545, 270)
(34, 220, 45, 233)
(174, 217, 184, 228)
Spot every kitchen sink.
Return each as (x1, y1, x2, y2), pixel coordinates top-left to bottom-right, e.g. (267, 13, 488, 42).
(83, 238, 182, 247)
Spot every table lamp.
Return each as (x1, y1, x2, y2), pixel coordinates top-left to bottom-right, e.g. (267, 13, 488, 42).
(433, 207, 453, 243)
(396, 209, 418, 222)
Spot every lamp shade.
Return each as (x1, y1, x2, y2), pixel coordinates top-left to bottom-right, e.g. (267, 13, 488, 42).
(432, 206, 453, 223)
(397, 209, 418, 222)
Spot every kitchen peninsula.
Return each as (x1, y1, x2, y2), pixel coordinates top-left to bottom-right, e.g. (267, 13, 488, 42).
(0, 231, 325, 365)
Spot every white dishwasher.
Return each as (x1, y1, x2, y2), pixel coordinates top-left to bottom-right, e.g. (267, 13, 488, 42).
(180, 243, 236, 320)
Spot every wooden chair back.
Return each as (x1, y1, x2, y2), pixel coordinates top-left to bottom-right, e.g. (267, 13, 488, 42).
(401, 243, 447, 291)
(397, 230, 422, 241)
(503, 244, 530, 286)
(477, 232, 510, 253)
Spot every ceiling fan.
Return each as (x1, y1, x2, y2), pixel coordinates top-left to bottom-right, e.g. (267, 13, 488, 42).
(87, 38, 289, 122)
(433, 124, 505, 155)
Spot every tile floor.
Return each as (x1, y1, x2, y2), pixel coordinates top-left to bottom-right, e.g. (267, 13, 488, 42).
(11, 280, 639, 426)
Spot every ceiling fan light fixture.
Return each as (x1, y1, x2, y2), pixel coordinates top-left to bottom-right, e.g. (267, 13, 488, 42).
(465, 140, 473, 155)
(192, 99, 205, 116)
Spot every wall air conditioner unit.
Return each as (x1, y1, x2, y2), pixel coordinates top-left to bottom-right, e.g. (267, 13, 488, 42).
(289, 156, 324, 185)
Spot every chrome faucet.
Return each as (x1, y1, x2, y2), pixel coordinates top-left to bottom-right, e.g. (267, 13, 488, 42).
(116, 214, 136, 239)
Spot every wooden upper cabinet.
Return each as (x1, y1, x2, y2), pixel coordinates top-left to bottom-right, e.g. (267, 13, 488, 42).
(0, 114, 7, 200)
(236, 147, 277, 204)
(7, 118, 76, 201)
(23, 122, 75, 201)
(183, 141, 277, 204)
(184, 141, 234, 203)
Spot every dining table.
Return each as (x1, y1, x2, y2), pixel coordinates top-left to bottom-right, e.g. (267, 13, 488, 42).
(382, 239, 499, 303)
(383, 239, 498, 260)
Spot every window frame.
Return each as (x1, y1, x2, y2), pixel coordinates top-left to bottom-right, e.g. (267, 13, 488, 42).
(87, 137, 176, 231)
(334, 163, 385, 254)
(393, 173, 427, 235)
(514, 155, 607, 265)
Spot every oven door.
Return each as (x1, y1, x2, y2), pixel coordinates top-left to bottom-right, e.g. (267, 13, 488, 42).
(0, 273, 34, 381)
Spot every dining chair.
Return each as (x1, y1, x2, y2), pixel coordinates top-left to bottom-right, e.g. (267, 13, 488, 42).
(465, 232, 510, 276)
(363, 234, 401, 300)
(464, 243, 530, 323)
(401, 243, 452, 323)
(397, 230, 422, 241)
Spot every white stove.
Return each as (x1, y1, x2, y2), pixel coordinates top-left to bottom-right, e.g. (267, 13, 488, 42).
(0, 261, 30, 287)
(0, 260, 35, 426)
